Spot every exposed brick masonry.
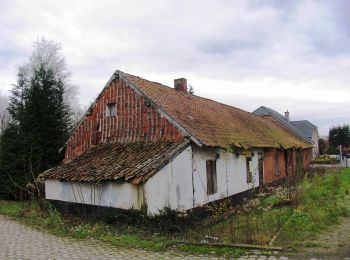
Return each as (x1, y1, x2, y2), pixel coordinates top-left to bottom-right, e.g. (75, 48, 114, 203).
(65, 78, 182, 160)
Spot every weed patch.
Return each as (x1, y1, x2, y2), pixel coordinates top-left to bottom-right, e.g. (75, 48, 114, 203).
(1, 168, 349, 254)
(275, 168, 350, 247)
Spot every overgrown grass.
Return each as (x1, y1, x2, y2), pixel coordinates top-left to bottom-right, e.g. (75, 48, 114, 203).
(1, 168, 349, 255)
(184, 199, 294, 245)
(0, 200, 244, 257)
(183, 168, 350, 247)
(0, 200, 24, 217)
(275, 168, 350, 248)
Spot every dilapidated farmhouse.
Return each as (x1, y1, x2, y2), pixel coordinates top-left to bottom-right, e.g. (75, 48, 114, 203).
(39, 70, 312, 214)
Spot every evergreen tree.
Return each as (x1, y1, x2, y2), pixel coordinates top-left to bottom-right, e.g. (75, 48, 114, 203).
(329, 125, 350, 147)
(318, 138, 327, 155)
(0, 69, 29, 199)
(0, 123, 28, 200)
(0, 39, 73, 200)
(23, 65, 71, 172)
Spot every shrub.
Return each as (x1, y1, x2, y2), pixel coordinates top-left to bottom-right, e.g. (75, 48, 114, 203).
(104, 207, 198, 234)
(311, 155, 339, 165)
(43, 205, 64, 229)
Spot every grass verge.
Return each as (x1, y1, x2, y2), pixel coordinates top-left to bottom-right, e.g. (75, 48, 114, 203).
(0, 200, 245, 257)
(1, 168, 349, 255)
(275, 167, 350, 249)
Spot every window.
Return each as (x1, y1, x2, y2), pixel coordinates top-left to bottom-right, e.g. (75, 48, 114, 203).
(106, 103, 116, 117)
(206, 160, 217, 195)
(246, 157, 253, 183)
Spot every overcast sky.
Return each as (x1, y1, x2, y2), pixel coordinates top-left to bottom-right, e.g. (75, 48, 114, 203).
(1, 0, 349, 136)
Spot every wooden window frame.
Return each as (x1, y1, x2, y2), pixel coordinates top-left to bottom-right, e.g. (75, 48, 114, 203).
(246, 157, 253, 183)
(206, 160, 217, 195)
(106, 103, 116, 117)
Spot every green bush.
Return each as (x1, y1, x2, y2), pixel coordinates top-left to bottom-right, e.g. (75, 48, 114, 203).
(43, 206, 64, 230)
(71, 224, 92, 239)
(105, 207, 198, 234)
(311, 155, 339, 165)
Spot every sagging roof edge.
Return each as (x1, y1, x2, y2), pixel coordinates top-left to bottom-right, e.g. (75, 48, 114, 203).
(41, 139, 311, 185)
(40, 139, 192, 184)
(130, 138, 191, 184)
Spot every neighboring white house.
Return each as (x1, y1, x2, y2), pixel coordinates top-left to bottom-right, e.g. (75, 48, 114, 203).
(39, 70, 312, 214)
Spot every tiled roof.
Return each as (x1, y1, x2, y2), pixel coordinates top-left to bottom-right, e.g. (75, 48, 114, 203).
(38, 140, 190, 184)
(123, 73, 312, 149)
(292, 120, 317, 140)
(252, 106, 312, 143)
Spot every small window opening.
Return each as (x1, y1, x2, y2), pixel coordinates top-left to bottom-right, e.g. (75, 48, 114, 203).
(246, 157, 253, 183)
(106, 103, 116, 117)
(206, 160, 217, 195)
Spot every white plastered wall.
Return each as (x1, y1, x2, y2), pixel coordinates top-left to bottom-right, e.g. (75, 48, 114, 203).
(143, 146, 193, 214)
(192, 146, 260, 207)
(45, 144, 261, 214)
(45, 180, 142, 210)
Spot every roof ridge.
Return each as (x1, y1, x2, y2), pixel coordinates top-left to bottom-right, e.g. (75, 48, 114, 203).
(253, 106, 313, 144)
(124, 72, 255, 116)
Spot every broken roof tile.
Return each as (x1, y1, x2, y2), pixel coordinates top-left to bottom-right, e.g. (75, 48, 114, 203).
(39, 139, 190, 184)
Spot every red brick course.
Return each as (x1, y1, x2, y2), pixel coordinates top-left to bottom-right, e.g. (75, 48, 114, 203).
(263, 148, 286, 184)
(65, 79, 182, 160)
(263, 148, 312, 184)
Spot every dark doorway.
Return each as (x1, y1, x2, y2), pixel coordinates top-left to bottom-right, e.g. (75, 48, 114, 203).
(258, 153, 264, 190)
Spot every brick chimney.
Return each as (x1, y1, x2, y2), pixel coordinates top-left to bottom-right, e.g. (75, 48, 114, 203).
(285, 110, 290, 121)
(174, 78, 187, 93)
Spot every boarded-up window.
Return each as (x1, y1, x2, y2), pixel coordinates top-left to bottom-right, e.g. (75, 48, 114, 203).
(206, 160, 217, 195)
(106, 103, 116, 117)
(246, 157, 253, 183)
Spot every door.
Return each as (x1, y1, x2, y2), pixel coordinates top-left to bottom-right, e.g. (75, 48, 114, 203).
(258, 154, 264, 190)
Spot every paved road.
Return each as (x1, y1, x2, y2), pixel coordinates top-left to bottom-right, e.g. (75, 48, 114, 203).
(0, 215, 221, 259)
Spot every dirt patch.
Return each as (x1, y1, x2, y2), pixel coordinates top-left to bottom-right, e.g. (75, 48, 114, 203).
(294, 197, 350, 259)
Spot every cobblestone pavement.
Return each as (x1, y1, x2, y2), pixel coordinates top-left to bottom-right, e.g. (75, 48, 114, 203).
(2, 215, 346, 260)
(0, 215, 224, 260)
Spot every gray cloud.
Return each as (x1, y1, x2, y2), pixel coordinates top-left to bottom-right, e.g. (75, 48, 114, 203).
(0, 0, 349, 134)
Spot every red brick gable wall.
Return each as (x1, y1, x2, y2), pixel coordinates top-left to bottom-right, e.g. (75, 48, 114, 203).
(65, 78, 183, 160)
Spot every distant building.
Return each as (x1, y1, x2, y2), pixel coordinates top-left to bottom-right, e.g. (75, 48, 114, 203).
(292, 120, 319, 158)
(253, 106, 319, 158)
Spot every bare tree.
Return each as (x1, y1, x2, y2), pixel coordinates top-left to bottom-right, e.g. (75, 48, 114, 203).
(0, 91, 10, 134)
(20, 38, 82, 124)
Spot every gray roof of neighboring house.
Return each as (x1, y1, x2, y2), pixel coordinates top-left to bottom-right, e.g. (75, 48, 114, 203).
(252, 106, 313, 144)
(291, 120, 317, 140)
